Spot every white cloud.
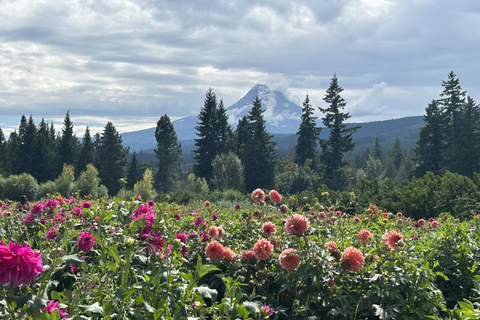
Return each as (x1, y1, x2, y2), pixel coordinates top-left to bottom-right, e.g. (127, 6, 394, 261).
(0, 0, 479, 133)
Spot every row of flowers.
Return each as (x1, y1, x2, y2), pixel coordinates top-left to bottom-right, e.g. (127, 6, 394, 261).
(0, 189, 477, 319)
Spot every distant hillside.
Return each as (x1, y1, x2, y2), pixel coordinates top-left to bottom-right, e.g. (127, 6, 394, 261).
(127, 115, 424, 165)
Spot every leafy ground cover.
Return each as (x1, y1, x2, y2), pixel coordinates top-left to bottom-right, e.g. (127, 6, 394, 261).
(0, 190, 480, 319)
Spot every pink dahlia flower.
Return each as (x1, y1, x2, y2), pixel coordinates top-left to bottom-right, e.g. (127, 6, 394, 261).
(382, 230, 403, 249)
(253, 238, 274, 260)
(222, 247, 237, 261)
(241, 250, 257, 262)
(341, 247, 364, 272)
(279, 248, 301, 270)
(205, 241, 225, 261)
(0, 241, 44, 287)
(262, 222, 276, 236)
(268, 190, 282, 204)
(44, 300, 69, 318)
(357, 229, 374, 244)
(285, 214, 310, 235)
(251, 188, 265, 203)
(77, 232, 96, 252)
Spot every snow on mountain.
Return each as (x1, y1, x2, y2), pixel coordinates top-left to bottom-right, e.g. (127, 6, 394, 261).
(225, 84, 302, 133)
(121, 84, 303, 148)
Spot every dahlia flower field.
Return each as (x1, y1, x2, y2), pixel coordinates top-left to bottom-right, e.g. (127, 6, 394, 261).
(0, 191, 480, 319)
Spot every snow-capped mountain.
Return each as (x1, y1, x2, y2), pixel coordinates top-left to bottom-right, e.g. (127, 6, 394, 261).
(225, 84, 302, 133)
(171, 84, 302, 140)
(121, 84, 303, 149)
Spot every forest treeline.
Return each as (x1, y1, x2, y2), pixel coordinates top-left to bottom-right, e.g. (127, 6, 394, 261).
(1, 72, 479, 218)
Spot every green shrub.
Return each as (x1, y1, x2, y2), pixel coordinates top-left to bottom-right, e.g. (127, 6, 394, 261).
(133, 169, 157, 201)
(55, 164, 76, 197)
(2, 173, 39, 201)
(38, 181, 57, 198)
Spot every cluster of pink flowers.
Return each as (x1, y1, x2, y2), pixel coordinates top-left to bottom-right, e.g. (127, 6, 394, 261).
(131, 204, 156, 234)
(285, 214, 310, 235)
(0, 240, 44, 287)
(205, 241, 236, 261)
(43, 300, 69, 318)
(208, 226, 225, 239)
(278, 248, 301, 270)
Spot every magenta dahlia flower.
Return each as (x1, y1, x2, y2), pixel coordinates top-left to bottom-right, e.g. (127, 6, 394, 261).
(0, 240, 44, 287)
(77, 232, 96, 252)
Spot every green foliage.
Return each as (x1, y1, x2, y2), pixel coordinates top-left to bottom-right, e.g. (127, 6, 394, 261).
(319, 74, 360, 190)
(54, 164, 76, 197)
(295, 94, 320, 166)
(194, 89, 234, 183)
(0, 173, 39, 200)
(75, 164, 103, 199)
(211, 152, 244, 192)
(155, 114, 183, 193)
(240, 96, 277, 192)
(38, 180, 57, 198)
(95, 122, 128, 196)
(133, 169, 157, 201)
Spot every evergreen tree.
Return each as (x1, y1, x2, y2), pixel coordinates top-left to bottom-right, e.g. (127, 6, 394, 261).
(18, 115, 37, 175)
(439, 71, 466, 173)
(211, 151, 244, 192)
(127, 151, 142, 189)
(76, 127, 95, 176)
(194, 88, 218, 183)
(373, 136, 383, 162)
(0, 128, 6, 174)
(458, 96, 480, 177)
(35, 118, 57, 182)
(5, 131, 20, 175)
(415, 100, 445, 176)
(242, 96, 277, 191)
(155, 114, 183, 193)
(96, 122, 128, 196)
(57, 111, 79, 172)
(216, 100, 235, 154)
(295, 94, 320, 166)
(235, 116, 251, 163)
(319, 74, 359, 190)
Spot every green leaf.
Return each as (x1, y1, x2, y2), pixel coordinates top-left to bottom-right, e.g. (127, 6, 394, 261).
(242, 301, 262, 315)
(61, 254, 84, 266)
(436, 271, 449, 280)
(144, 301, 155, 313)
(194, 286, 218, 303)
(79, 302, 105, 315)
(458, 301, 475, 312)
(107, 245, 121, 264)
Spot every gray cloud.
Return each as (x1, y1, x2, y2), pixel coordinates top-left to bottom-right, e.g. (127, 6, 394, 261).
(0, 0, 479, 135)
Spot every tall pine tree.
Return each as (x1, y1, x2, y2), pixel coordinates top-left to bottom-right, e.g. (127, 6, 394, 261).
(216, 100, 234, 154)
(127, 151, 142, 189)
(155, 114, 183, 193)
(373, 136, 383, 162)
(57, 111, 79, 173)
(194, 88, 218, 182)
(18, 115, 37, 175)
(76, 127, 95, 176)
(295, 94, 320, 166)
(319, 74, 359, 190)
(0, 128, 6, 175)
(193, 89, 233, 183)
(415, 99, 445, 176)
(439, 71, 466, 174)
(96, 122, 128, 196)
(35, 118, 57, 182)
(241, 96, 277, 192)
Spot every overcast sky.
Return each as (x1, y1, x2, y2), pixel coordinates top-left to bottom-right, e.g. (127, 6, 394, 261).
(1, 0, 480, 135)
